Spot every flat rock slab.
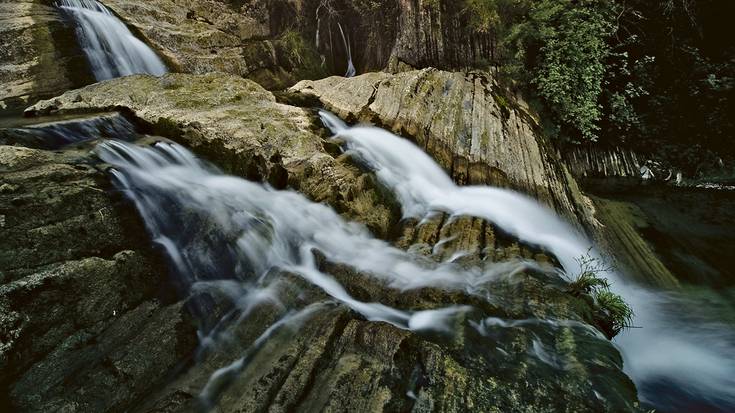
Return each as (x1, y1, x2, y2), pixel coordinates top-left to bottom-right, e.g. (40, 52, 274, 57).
(25, 72, 396, 235)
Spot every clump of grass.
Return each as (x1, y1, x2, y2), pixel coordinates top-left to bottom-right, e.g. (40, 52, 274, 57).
(567, 251, 635, 338)
(567, 251, 613, 296)
(595, 290, 635, 337)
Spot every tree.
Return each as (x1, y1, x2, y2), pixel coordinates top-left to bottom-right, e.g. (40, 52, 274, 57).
(511, 0, 619, 141)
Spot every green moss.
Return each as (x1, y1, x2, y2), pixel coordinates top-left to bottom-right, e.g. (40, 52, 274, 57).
(276, 30, 327, 82)
(151, 117, 181, 138)
(491, 92, 512, 120)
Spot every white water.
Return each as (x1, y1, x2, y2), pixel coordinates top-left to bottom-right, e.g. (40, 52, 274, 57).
(320, 111, 735, 411)
(56, 0, 167, 80)
(96, 140, 484, 335)
(94, 111, 735, 410)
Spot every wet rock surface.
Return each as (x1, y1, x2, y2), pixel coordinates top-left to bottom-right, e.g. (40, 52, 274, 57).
(0, 144, 198, 412)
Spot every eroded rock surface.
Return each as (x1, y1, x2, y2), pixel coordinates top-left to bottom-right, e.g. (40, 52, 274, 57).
(0, 0, 93, 114)
(291, 69, 596, 228)
(0, 144, 198, 412)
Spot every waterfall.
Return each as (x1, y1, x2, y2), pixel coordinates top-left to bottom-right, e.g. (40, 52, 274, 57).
(56, 0, 167, 81)
(320, 111, 735, 412)
(2, 113, 136, 149)
(93, 111, 735, 411)
(336, 22, 356, 77)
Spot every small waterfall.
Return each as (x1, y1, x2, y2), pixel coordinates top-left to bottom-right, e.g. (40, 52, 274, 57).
(1, 113, 136, 149)
(56, 0, 167, 81)
(337, 22, 356, 77)
(320, 111, 588, 273)
(320, 111, 735, 412)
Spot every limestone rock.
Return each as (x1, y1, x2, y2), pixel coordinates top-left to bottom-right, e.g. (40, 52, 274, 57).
(0, 0, 93, 114)
(0, 144, 198, 412)
(290, 69, 597, 228)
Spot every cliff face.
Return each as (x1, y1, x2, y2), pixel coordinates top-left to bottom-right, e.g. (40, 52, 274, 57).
(89, 0, 495, 88)
(386, 0, 495, 72)
(0, 0, 93, 114)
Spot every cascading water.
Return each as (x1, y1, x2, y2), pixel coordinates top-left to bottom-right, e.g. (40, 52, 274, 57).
(2, 113, 136, 149)
(320, 111, 735, 413)
(55, 0, 167, 81)
(336, 22, 356, 78)
(98, 138, 633, 408)
(96, 140, 489, 331)
(91, 111, 735, 411)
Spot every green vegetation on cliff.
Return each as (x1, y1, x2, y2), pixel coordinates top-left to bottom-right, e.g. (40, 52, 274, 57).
(459, 0, 734, 165)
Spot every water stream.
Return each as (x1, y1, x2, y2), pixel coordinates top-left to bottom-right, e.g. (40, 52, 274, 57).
(89, 112, 735, 411)
(55, 0, 167, 80)
(321, 112, 735, 413)
(322, 112, 735, 412)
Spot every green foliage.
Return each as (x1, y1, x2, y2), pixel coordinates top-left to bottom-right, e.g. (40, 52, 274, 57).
(461, 0, 619, 141)
(595, 290, 635, 336)
(608, 0, 735, 167)
(567, 252, 613, 296)
(458, 0, 734, 156)
(508, 0, 619, 141)
(463, 0, 501, 33)
(277, 29, 326, 80)
(567, 252, 634, 337)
